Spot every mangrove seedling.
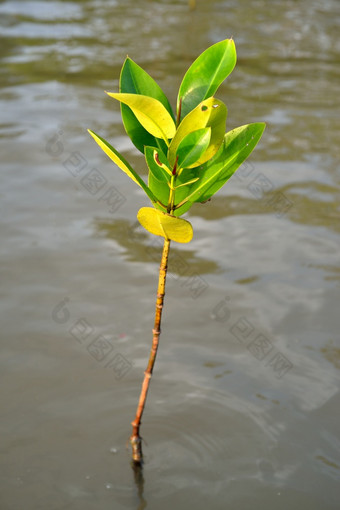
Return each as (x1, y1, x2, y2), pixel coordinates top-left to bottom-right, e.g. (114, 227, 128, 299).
(88, 39, 265, 464)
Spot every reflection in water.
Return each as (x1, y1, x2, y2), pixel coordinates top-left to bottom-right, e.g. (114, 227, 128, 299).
(94, 217, 220, 276)
(131, 462, 147, 510)
(188, 180, 340, 234)
(315, 455, 340, 473)
(320, 341, 340, 370)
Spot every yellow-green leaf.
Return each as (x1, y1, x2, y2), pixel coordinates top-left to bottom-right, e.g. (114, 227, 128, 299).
(87, 129, 158, 204)
(168, 97, 226, 167)
(120, 57, 174, 154)
(106, 92, 176, 142)
(176, 122, 266, 207)
(137, 207, 193, 243)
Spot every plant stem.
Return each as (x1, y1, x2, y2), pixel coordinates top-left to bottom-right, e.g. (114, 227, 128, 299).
(130, 237, 171, 464)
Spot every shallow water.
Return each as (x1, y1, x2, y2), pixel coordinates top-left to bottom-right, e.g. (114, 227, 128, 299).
(1, 0, 340, 509)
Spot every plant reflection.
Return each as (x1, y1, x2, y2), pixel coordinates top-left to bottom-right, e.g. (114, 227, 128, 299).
(131, 461, 147, 510)
(94, 217, 219, 276)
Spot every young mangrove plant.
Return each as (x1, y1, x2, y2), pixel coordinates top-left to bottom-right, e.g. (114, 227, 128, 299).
(88, 39, 265, 464)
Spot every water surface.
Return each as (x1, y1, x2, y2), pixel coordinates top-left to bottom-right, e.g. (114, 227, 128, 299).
(1, 1, 340, 509)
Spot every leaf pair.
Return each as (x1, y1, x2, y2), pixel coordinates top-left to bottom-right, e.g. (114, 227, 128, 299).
(107, 93, 227, 174)
(118, 57, 174, 155)
(137, 208, 193, 243)
(118, 38, 236, 155)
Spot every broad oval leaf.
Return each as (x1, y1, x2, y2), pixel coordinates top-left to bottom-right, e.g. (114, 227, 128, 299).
(137, 207, 193, 243)
(176, 127, 211, 169)
(176, 122, 266, 208)
(107, 92, 176, 142)
(87, 129, 157, 204)
(120, 57, 174, 154)
(177, 39, 236, 120)
(168, 97, 227, 167)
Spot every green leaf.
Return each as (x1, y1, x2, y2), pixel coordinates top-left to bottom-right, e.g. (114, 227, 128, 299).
(147, 163, 197, 217)
(120, 57, 174, 154)
(137, 207, 193, 243)
(177, 39, 236, 120)
(168, 97, 227, 168)
(145, 147, 172, 212)
(147, 161, 200, 217)
(148, 167, 169, 213)
(176, 127, 211, 169)
(171, 167, 198, 216)
(107, 92, 176, 143)
(87, 129, 157, 204)
(173, 199, 194, 217)
(145, 146, 172, 183)
(176, 122, 266, 207)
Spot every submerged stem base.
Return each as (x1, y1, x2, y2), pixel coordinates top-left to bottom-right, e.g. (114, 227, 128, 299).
(130, 433, 143, 464)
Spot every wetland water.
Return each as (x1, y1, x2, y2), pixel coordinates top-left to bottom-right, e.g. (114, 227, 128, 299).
(1, 0, 340, 508)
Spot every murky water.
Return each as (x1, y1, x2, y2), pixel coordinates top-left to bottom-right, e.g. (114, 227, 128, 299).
(1, 0, 340, 508)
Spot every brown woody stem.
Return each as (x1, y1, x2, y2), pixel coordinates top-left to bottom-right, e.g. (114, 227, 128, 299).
(130, 237, 171, 463)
